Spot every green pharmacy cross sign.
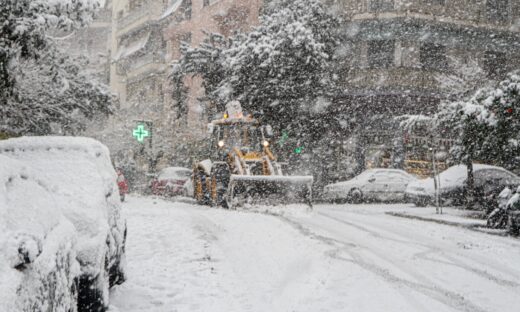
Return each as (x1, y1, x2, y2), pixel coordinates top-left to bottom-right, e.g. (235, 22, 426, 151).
(132, 124, 150, 143)
(278, 131, 289, 146)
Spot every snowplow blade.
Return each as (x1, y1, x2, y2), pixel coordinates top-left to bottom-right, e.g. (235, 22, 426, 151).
(226, 174, 313, 209)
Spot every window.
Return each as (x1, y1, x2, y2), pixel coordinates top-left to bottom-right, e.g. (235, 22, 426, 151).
(486, 0, 509, 23)
(484, 51, 506, 78)
(430, 0, 445, 5)
(420, 43, 447, 69)
(183, 0, 192, 20)
(370, 0, 394, 12)
(203, 0, 210, 7)
(367, 40, 395, 68)
(129, 0, 144, 10)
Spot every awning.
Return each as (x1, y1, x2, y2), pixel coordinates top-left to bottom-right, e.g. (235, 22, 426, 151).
(161, 0, 183, 19)
(116, 32, 150, 60)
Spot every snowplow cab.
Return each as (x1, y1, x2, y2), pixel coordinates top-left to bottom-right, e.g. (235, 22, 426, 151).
(193, 102, 313, 209)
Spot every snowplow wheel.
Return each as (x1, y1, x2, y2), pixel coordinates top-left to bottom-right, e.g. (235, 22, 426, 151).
(195, 171, 210, 205)
(210, 176, 217, 206)
(210, 163, 231, 208)
(194, 174, 203, 203)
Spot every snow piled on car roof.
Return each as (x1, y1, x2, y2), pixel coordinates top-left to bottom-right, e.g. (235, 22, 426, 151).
(410, 164, 515, 194)
(438, 164, 509, 188)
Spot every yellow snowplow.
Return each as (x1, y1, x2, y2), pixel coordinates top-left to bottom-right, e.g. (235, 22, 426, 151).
(193, 102, 313, 209)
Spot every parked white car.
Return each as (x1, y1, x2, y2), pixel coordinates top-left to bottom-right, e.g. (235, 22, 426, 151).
(323, 169, 417, 203)
(0, 137, 127, 312)
(0, 155, 79, 312)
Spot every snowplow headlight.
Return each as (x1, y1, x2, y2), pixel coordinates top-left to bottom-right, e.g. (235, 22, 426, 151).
(218, 140, 225, 148)
(263, 140, 269, 147)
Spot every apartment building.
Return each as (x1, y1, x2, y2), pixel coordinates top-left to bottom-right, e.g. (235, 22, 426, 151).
(316, 0, 520, 179)
(337, 0, 520, 116)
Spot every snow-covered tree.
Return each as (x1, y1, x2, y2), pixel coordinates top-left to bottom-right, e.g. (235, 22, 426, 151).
(472, 73, 520, 170)
(172, 0, 345, 190)
(401, 72, 520, 208)
(0, 0, 110, 135)
(174, 0, 343, 139)
(440, 72, 520, 171)
(5, 46, 112, 135)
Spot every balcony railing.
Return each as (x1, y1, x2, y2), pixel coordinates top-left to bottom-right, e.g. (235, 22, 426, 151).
(127, 53, 165, 72)
(117, 6, 157, 31)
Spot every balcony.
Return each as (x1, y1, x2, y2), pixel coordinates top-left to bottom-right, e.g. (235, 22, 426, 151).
(117, 6, 160, 33)
(127, 53, 165, 72)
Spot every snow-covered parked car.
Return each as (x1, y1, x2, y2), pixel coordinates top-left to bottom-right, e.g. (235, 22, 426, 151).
(405, 164, 520, 207)
(323, 169, 417, 203)
(0, 137, 127, 312)
(151, 167, 192, 196)
(0, 155, 79, 312)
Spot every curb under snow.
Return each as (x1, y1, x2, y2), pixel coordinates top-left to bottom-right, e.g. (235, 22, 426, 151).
(385, 211, 511, 237)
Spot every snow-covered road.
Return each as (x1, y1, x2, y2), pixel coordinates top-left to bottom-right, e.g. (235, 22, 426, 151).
(109, 196, 520, 312)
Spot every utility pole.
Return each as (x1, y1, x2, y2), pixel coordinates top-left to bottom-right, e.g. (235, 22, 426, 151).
(430, 138, 442, 214)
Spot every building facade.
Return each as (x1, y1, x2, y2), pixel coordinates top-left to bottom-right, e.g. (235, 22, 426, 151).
(61, 1, 113, 84)
(328, 0, 520, 179)
(338, 0, 520, 115)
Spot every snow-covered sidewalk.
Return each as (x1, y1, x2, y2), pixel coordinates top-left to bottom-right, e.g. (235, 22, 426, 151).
(385, 207, 487, 228)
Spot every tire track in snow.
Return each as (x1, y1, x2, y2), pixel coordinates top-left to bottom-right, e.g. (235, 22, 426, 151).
(265, 211, 489, 312)
(320, 210, 520, 289)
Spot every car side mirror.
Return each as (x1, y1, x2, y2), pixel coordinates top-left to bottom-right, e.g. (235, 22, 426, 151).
(10, 234, 42, 271)
(264, 125, 273, 137)
(368, 177, 376, 183)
